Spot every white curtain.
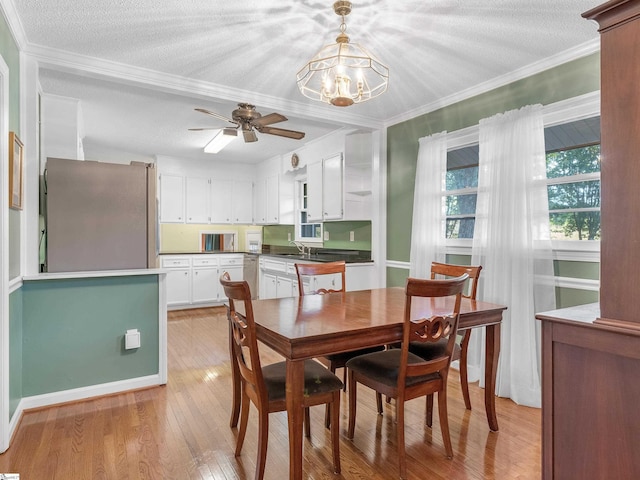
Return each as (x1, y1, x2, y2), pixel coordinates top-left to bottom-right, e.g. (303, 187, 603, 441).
(468, 105, 556, 408)
(409, 132, 448, 278)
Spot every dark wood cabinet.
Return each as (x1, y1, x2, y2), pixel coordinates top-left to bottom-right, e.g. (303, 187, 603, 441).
(537, 1, 640, 478)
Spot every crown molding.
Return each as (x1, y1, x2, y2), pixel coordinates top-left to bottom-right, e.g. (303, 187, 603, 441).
(0, 0, 27, 50)
(25, 44, 384, 130)
(385, 38, 601, 128)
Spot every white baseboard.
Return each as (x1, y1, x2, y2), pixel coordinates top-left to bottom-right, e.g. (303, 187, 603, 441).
(18, 374, 164, 412)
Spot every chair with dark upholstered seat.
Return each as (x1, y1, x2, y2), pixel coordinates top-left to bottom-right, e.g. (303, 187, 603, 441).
(411, 262, 482, 426)
(346, 274, 467, 480)
(295, 261, 384, 427)
(220, 272, 343, 480)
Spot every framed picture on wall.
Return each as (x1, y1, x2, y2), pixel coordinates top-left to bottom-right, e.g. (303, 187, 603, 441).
(9, 131, 23, 210)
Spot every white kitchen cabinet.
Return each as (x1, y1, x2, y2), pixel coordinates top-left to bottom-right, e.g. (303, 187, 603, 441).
(255, 175, 280, 224)
(233, 180, 254, 224)
(185, 177, 210, 224)
(210, 179, 253, 224)
(162, 256, 191, 306)
(322, 153, 344, 220)
(306, 161, 323, 222)
(262, 273, 278, 299)
(192, 266, 219, 303)
(159, 174, 185, 223)
(345, 263, 376, 291)
(164, 254, 244, 308)
(210, 179, 233, 223)
(305, 154, 344, 222)
(191, 255, 220, 303)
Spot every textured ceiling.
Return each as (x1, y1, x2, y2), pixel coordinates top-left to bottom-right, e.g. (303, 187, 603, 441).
(7, 0, 603, 163)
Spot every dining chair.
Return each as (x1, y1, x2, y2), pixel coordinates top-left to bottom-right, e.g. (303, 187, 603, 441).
(413, 262, 482, 426)
(220, 272, 343, 480)
(295, 261, 384, 427)
(345, 274, 468, 480)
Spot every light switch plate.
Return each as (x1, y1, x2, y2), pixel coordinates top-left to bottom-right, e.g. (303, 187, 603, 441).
(125, 329, 141, 349)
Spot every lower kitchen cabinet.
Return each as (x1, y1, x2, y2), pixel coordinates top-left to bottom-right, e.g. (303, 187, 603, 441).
(258, 255, 373, 299)
(163, 254, 244, 309)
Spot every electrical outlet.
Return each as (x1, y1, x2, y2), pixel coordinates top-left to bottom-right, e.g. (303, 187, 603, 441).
(287, 232, 291, 241)
(349, 231, 355, 242)
(324, 231, 330, 241)
(125, 329, 141, 350)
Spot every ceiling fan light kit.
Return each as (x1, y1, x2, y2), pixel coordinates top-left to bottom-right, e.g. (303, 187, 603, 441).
(192, 103, 305, 152)
(296, 0, 389, 107)
(204, 127, 237, 153)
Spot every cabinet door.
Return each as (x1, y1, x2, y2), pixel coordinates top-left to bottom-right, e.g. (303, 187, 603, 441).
(192, 267, 219, 303)
(210, 179, 233, 223)
(263, 273, 278, 299)
(232, 181, 254, 224)
(265, 175, 280, 224)
(160, 174, 184, 223)
(254, 178, 267, 224)
(322, 153, 343, 220)
(186, 177, 210, 224)
(307, 161, 323, 222)
(276, 276, 293, 298)
(166, 268, 191, 305)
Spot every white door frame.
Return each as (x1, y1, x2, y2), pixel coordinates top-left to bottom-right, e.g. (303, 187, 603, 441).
(0, 54, 11, 453)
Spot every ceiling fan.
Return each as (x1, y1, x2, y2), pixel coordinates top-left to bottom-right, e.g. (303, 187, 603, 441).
(190, 103, 306, 143)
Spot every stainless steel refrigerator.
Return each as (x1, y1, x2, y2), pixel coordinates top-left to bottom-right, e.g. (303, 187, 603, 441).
(45, 157, 157, 273)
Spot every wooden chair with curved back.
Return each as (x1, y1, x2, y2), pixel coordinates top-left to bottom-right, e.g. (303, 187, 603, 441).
(415, 261, 482, 426)
(345, 274, 468, 480)
(295, 261, 384, 427)
(220, 272, 343, 480)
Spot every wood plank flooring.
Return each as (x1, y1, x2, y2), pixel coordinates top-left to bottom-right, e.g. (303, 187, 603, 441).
(0, 307, 541, 479)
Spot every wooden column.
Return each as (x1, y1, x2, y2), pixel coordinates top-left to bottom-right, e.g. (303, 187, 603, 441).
(585, 0, 640, 327)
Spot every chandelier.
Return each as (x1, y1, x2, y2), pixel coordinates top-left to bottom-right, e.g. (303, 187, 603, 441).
(296, 1, 389, 107)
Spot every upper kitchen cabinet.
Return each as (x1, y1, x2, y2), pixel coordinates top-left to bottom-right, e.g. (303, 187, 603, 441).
(305, 133, 373, 222)
(254, 174, 280, 224)
(343, 132, 373, 221)
(159, 174, 185, 223)
(185, 177, 210, 223)
(209, 179, 253, 224)
(306, 153, 344, 222)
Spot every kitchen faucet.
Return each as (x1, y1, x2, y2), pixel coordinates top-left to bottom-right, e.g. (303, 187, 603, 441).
(289, 240, 310, 257)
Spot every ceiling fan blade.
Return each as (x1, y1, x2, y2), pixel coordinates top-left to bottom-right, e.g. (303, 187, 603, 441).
(252, 112, 287, 127)
(194, 107, 235, 124)
(258, 126, 306, 140)
(188, 127, 220, 131)
(243, 129, 258, 143)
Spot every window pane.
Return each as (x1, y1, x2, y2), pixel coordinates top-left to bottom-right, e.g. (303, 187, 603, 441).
(446, 193, 477, 215)
(446, 166, 478, 190)
(446, 218, 475, 239)
(547, 180, 600, 211)
(549, 211, 601, 240)
(546, 145, 601, 179)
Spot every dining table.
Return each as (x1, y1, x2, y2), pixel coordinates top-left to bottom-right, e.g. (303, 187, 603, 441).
(227, 287, 507, 480)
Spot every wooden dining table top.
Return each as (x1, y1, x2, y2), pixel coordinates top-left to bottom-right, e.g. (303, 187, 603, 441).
(251, 287, 506, 361)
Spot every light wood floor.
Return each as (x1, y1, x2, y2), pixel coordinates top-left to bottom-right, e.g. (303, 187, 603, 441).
(0, 307, 541, 479)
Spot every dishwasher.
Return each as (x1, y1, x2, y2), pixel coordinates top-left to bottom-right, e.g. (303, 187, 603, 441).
(243, 254, 259, 299)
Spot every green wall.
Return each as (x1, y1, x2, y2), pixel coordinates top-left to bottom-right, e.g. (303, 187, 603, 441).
(263, 221, 372, 250)
(21, 275, 160, 396)
(387, 53, 600, 263)
(386, 53, 601, 307)
(9, 288, 22, 420)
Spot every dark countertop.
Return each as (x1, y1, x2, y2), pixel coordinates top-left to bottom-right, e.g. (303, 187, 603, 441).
(159, 249, 372, 264)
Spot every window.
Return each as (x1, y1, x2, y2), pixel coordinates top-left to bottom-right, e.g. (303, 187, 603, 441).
(545, 116, 601, 241)
(443, 116, 601, 245)
(445, 145, 478, 239)
(296, 180, 322, 241)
